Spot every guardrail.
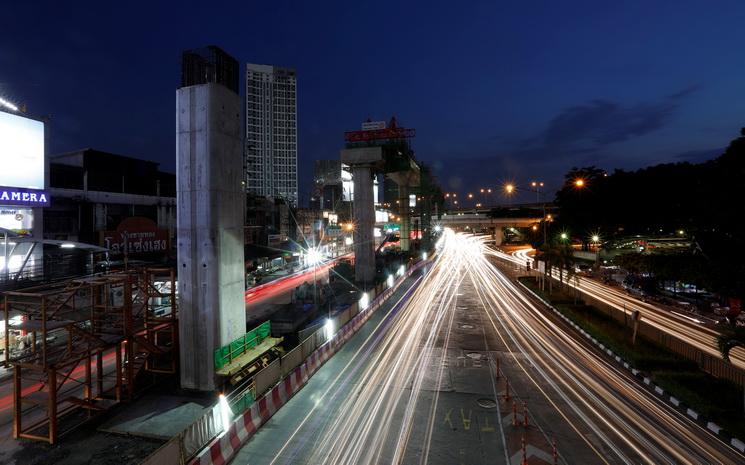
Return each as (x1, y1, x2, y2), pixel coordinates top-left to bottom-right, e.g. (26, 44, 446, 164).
(140, 257, 430, 465)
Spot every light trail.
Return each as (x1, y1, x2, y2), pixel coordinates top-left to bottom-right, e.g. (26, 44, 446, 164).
(495, 246, 745, 370)
(307, 236, 469, 465)
(253, 232, 741, 465)
(472, 238, 741, 464)
(471, 234, 737, 462)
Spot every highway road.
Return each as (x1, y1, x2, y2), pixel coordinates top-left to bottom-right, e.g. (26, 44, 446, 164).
(230, 231, 741, 464)
(496, 246, 745, 371)
(244, 258, 342, 319)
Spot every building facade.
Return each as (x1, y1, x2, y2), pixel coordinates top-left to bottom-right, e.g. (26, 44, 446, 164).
(245, 63, 298, 206)
(45, 149, 176, 262)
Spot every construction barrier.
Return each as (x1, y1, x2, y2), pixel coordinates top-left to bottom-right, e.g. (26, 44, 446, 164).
(187, 259, 427, 465)
(213, 321, 272, 371)
(280, 343, 303, 377)
(182, 404, 222, 460)
(253, 359, 281, 397)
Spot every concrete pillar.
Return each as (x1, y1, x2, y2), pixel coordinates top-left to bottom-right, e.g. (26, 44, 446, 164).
(494, 227, 503, 246)
(94, 204, 106, 231)
(352, 164, 375, 284)
(176, 83, 246, 391)
(341, 147, 383, 285)
(398, 184, 410, 252)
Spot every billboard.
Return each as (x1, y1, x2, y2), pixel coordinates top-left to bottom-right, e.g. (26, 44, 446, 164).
(0, 111, 45, 190)
(0, 208, 34, 236)
(101, 217, 169, 256)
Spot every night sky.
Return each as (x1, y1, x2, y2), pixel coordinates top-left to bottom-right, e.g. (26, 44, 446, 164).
(2, 1, 744, 204)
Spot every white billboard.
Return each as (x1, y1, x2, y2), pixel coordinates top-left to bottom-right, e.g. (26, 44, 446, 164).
(0, 111, 45, 190)
(0, 207, 34, 236)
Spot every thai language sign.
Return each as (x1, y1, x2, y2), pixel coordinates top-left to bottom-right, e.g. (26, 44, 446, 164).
(102, 217, 169, 255)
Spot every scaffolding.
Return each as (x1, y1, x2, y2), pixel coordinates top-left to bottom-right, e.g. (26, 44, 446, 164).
(2, 267, 177, 444)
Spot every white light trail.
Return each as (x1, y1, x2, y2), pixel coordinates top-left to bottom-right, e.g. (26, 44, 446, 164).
(262, 232, 741, 465)
(493, 246, 745, 369)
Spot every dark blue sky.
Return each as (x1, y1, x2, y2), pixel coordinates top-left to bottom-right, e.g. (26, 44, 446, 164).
(2, 1, 744, 203)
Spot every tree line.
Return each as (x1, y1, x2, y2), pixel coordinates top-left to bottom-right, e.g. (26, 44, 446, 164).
(552, 129, 745, 301)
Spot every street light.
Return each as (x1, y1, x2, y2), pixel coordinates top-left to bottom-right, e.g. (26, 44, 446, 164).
(560, 232, 568, 241)
(0, 97, 19, 112)
(574, 178, 586, 188)
(504, 183, 515, 194)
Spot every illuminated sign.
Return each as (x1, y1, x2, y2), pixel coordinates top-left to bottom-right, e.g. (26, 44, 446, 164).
(0, 208, 34, 236)
(0, 111, 45, 190)
(375, 210, 389, 223)
(0, 187, 49, 207)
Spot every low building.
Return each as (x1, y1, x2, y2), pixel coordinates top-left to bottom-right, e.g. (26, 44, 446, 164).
(45, 148, 176, 264)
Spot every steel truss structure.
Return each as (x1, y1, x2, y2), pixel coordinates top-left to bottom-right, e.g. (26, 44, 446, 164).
(2, 268, 177, 443)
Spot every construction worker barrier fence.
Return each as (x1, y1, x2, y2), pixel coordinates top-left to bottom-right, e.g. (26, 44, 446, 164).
(213, 321, 272, 371)
(141, 258, 428, 465)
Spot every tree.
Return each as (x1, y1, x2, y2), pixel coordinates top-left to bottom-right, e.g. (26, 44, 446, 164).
(553, 128, 745, 302)
(536, 242, 574, 294)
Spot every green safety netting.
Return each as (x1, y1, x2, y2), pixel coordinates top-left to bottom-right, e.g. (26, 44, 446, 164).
(230, 390, 255, 414)
(214, 321, 271, 370)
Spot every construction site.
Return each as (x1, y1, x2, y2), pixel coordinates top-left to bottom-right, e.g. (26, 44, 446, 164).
(1, 268, 177, 444)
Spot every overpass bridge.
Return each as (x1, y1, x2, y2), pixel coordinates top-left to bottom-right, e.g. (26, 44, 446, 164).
(439, 209, 543, 244)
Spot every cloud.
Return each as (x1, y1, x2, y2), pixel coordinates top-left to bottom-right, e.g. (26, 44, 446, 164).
(526, 85, 700, 154)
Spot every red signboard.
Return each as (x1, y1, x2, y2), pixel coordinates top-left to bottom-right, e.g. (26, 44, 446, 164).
(344, 127, 415, 142)
(102, 217, 170, 255)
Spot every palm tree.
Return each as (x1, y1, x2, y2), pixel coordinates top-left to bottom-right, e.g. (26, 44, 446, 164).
(718, 327, 745, 362)
(537, 243, 574, 294)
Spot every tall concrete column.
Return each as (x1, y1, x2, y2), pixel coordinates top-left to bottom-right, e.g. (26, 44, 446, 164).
(494, 227, 503, 245)
(341, 147, 383, 285)
(176, 83, 246, 391)
(351, 164, 375, 283)
(398, 184, 411, 252)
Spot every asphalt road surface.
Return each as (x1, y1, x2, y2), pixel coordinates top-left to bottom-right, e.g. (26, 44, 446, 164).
(228, 231, 742, 465)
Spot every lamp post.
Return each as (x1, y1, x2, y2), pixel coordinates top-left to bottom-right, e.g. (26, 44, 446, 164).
(591, 234, 601, 263)
(504, 182, 549, 244)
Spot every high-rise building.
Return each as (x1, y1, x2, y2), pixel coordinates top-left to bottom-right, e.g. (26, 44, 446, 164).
(245, 64, 298, 206)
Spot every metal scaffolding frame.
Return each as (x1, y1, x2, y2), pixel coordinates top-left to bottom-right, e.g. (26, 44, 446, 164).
(2, 267, 177, 444)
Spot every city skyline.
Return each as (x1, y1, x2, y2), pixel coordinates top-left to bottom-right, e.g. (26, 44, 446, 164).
(2, 1, 745, 203)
